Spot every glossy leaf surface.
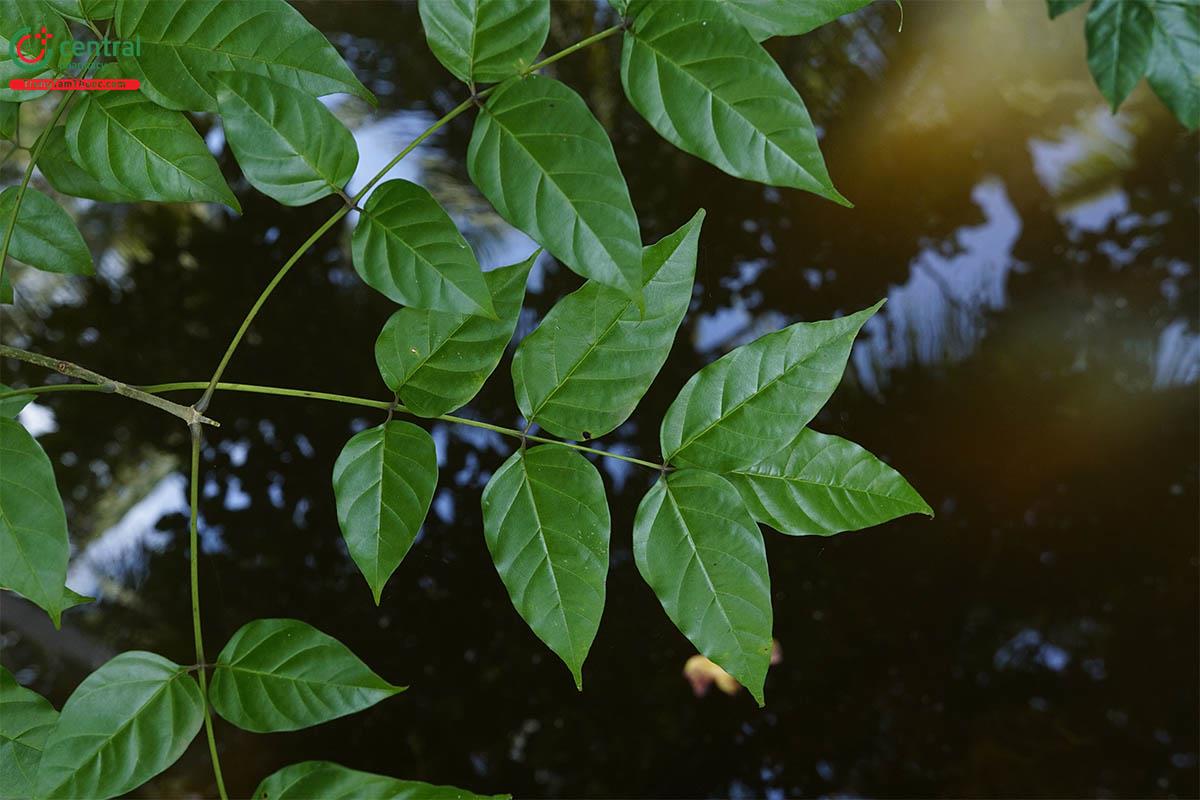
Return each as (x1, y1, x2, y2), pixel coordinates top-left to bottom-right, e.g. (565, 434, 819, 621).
(1146, 0, 1200, 129)
(660, 301, 883, 471)
(621, 0, 847, 204)
(481, 446, 610, 689)
(726, 429, 932, 536)
(352, 179, 495, 317)
(0, 187, 92, 276)
(39, 126, 138, 203)
(1085, 0, 1155, 111)
(418, 0, 549, 83)
(115, 0, 375, 112)
(0, 666, 57, 800)
(332, 422, 438, 604)
(254, 761, 508, 800)
(66, 91, 240, 210)
(210, 618, 404, 732)
(633, 470, 772, 705)
(0, 103, 15, 140)
(214, 71, 359, 206)
(468, 75, 643, 296)
(35, 652, 203, 800)
(717, 0, 872, 40)
(512, 211, 703, 440)
(0, 416, 74, 627)
(375, 253, 533, 417)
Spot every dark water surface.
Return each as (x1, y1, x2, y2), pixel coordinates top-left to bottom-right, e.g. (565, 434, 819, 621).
(2, 2, 1197, 797)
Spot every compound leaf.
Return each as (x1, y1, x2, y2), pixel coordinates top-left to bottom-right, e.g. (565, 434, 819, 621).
(0, 666, 57, 800)
(716, 0, 872, 40)
(214, 71, 359, 206)
(660, 301, 882, 472)
(0, 416, 76, 628)
(725, 428, 932, 536)
(621, 0, 848, 204)
(352, 179, 495, 317)
(65, 91, 240, 210)
(0, 187, 92, 275)
(1085, 0, 1155, 111)
(115, 0, 375, 113)
(254, 761, 509, 800)
(480, 446, 609, 689)
(633, 469, 772, 705)
(418, 0, 550, 84)
(332, 422, 438, 604)
(467, 74, 643, 297)
(512, 210, 703, 441)
(35, 652, 203, 800)
(375, 252, 533, 418)
(210, 618, 404, 733)
(1146, 0, 1200, 130)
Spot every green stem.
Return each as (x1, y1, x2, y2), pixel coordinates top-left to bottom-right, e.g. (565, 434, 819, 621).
(0, 42, 104, 288)
(198, 23, 624, 415)
(1, 380, 664, 470)
(188, 428, 229, 800)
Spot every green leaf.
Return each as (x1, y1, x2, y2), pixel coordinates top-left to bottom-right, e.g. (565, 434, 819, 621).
(620, 0, 848, 205)
(467, 74, 643, 297)
(725, 428, 932, 536)
(39, 126, 139, 203)
(0, 416, 76, 628)
(480, 445, 610, 689)
(210, 618, 404, 732)
(716, 0, 872, 40)
(0, 384, 32, 419)
(1047, 0, 1086, 18)
(115, 0, 375, 113)
(0, 1, 71, 102)
(81, 0, 115, 21)
(1147, 0, 1200, 130)
(1085, 0, 1155, 111)
(660, 301, 882, 472)
(633, 470, 771, 705)
(332, 422, 438, 605)
(35, 651, 204, 800)
(65, 91, 240, 210)
(352, 179, 496, 317)
(418, 0, 550, 84)
(375, 252, 533, 418)
(0, 187, 92, 276)
(254, 761, 509, 800)
(213, 71, 359, 206)
(0, 102, 16, 140)
(0, 666, 57, 800)
(512, 210, 703, 441)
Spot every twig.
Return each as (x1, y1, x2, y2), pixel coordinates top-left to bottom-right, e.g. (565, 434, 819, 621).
(0, 346, 218, 427)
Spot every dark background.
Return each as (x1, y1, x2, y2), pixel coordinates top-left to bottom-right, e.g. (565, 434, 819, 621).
(2, 1, 1197, 797)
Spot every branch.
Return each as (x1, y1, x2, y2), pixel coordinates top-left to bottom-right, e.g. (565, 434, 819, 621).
(0, 346, 218, 427)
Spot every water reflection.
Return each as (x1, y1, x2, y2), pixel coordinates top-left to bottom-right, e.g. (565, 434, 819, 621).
(0, 1, 1196, 798)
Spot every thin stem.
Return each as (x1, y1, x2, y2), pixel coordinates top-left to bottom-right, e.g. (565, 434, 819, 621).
(0, 40, 105, 288)
(188, 427, 229, 800)
(198, 24, 624, 415)
(195, 207, 348, 413)
(10, 379, 664, 469)
(0, 345, 218, 427)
